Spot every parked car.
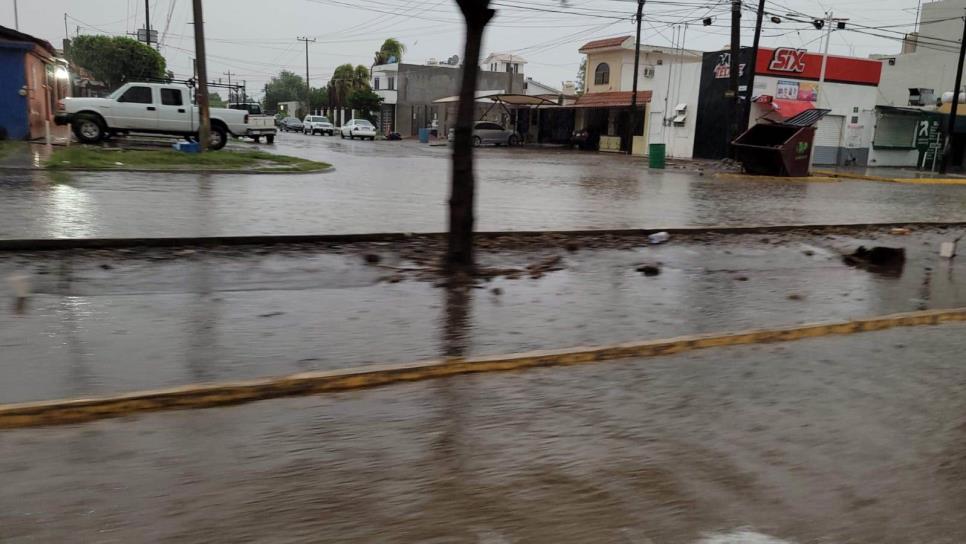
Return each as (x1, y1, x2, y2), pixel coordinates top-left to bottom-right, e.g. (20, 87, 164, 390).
(447, 121, 519, 147)
(571, 127, 601, 151)
(279, 117, 303, 132)
(340, 119, 376, 140)
(303, 115, 335, 136)
(55, 82, 249, 150)
(229, 102, 277, 143)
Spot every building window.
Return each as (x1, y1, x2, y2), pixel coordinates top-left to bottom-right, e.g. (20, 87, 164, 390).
(374, 78, 380, 90)
(506, 64, 513, 73)
(594, 63, 610, 85)
(388, 76, 395, 90)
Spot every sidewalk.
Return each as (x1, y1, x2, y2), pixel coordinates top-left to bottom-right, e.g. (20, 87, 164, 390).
(1, 225, 964, 404)
(816, 166, 966, 185)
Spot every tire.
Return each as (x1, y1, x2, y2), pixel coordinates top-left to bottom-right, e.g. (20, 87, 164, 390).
(508, 134, 519, 146)
(266, 135, 275, 144)
(252, 135, 261, 143)
(472, 136, 482, 147)
(72, 114, 104, 144)
(340, 132, 345, 139)
(369, 137, 375, 141)
(209, 126, 228, 150)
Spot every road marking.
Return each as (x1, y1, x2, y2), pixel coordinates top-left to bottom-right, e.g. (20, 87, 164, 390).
(1, 307, 965, 429)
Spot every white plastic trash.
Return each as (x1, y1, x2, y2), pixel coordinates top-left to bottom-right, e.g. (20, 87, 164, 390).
(6, 274, 31, 298)
(940, 241, 957, 259)
(648, 232, 670, 245)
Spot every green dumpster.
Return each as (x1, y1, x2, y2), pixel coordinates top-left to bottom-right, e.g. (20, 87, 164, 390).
(649, 143, 666, 169)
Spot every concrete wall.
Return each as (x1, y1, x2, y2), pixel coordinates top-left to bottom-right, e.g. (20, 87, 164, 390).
(392, 63, 525, 137)
(585, 51, 626, 93)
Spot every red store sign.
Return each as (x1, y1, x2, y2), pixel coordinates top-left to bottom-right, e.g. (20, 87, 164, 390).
(756, 47, 882, 86)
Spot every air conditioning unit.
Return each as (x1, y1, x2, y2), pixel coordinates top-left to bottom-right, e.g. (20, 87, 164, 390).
(643, 66, 656, 78)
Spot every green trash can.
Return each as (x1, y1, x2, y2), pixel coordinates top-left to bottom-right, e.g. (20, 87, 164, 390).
(649, 143, 666, 169)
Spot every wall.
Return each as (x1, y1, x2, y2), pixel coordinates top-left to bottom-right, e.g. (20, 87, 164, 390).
(0, 45, 28, 139)
(585, 50, 625, 93)
(393, 64, 525, 137)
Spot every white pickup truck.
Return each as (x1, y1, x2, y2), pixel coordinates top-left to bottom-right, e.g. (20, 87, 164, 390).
(55, 82, 250, 150)
(228, 102, 277, 143)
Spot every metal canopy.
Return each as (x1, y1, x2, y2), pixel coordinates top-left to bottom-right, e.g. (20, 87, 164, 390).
(433, 92, 558, 106)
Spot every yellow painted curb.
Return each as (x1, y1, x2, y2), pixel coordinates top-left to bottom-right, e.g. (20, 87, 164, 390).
(714, 172, 839, 182)
(813, 170, 966, 186)
(2, 307, 965, 429)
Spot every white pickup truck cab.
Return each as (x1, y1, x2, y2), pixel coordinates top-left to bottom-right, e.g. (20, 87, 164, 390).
(55, 82, 249, 150)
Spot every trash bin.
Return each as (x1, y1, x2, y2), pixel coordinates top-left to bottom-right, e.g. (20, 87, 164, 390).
(649, 143, 666, 169)
(418, 128, 430, 144)
(731, 108, 830, 177)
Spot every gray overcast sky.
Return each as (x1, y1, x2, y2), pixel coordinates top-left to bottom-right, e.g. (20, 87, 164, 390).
(8, 0, 925, 97)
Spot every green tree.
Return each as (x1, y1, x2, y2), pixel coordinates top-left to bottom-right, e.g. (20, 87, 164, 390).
(576, 59, 586, 95)
(263, 70, 307, 112)
(374, 38, 406, 65)
(308, 87, 328, 113)
(209, 92, 225, 108)
(67, 35, 166, 89)
(327, 64, 371, 113)
(347, 88, 383, 123)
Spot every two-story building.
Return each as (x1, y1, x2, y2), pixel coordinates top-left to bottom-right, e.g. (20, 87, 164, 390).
(575, 36, 702, 156)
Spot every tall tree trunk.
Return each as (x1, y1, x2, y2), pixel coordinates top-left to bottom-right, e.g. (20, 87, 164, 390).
(447, 0, 494, 272)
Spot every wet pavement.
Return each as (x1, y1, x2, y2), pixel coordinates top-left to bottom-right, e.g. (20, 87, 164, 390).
(1, 226, 963, 404)
(1, 135, 966, 239)
(3, 323, 966, 543)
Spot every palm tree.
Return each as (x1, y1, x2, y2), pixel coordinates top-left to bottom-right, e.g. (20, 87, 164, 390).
(374, 38, 406, 65)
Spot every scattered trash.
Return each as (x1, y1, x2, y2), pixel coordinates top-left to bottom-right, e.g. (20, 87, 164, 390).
(364, 254, 382, 264)
(491, 287, 503, 296)
(648, 232, 670, 245)
(844, 246, 906, 272)
(7, 273, 30, 313)
(258, 311, 285, 318)
(99, 263, 114, 270)
(787, 293, 804, 301)
(565, 241, 580, 252)
(940, 237, 960, 258)
(735, 275, 749, 281)
(637, 264, 661, 276)
(891, 227, 911, 235)
(802, 249, 815, 256)
(114, 161, 124, 166)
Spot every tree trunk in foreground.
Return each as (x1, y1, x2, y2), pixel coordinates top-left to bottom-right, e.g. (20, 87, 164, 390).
(447, 0, 494, 272)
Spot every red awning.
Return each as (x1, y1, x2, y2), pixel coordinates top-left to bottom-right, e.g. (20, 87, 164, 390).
(769, 99, 816, 120)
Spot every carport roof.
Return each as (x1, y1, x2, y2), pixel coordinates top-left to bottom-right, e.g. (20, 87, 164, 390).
(433, 91, 559, 105)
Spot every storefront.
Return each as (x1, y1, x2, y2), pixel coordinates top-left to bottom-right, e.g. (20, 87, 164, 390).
(694, 47, 882, 165)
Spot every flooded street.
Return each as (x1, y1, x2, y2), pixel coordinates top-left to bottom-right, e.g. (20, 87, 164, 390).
(1, 135, 966, 239)
(3, 324, 966, 543)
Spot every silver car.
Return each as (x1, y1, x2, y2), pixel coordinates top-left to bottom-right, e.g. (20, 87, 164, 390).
(448, 121, 520, 147)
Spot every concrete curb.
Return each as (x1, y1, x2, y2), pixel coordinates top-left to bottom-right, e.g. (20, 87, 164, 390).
(2, 307, 964, 429)
(1, 222, 965, 252)
(714, 172, 840, 182)
(813, 170, 966, 185)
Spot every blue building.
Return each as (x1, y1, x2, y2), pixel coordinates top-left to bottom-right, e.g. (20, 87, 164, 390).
(0, 25, 68, 140)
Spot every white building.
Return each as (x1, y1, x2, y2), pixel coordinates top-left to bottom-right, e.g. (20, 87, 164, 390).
(482, 52, 527, 74)
(578, 35, 704, 158)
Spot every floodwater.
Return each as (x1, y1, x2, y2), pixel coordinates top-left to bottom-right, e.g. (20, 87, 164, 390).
(1, 227, 963, 404)
(3, 324, 966, 543)
(1, 135, 966, 239)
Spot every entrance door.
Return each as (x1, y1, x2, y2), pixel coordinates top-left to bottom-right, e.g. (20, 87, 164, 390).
(813, 115, 844, 165)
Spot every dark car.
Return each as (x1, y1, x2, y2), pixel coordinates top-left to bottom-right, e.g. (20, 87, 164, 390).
(279, 117, 303, 132)
(572, 128, 601, 151)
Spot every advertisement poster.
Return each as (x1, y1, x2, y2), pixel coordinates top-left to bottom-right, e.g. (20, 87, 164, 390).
(775, 80, 799, 99)
(798, 82, 819, 101)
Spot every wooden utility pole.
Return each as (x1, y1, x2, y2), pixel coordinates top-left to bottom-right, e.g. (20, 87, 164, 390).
(223, 70, 234, 102)
(741, 0, 766, 134)
(298, 37, 316, 114)
(191, 0, 211, 151)
(626, 0, 646, 155)
(145, 0, 152, 48)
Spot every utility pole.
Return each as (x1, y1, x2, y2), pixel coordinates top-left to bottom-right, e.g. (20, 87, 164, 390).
(223, 70, 233, 103)
(727, 0, 741, 156)
(817, 12, 848, 86)
(940, 10, 966, 173)
(13, 0, 18, 30)
(191, 0, 210, 151)
(297, 37, 316, 114)
(145, 0, 151, 48)
(740, 0, 767, 134)
(626, 0, 645, 155)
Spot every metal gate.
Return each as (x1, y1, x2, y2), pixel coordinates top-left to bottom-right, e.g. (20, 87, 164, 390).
(813, 115, 844, 165)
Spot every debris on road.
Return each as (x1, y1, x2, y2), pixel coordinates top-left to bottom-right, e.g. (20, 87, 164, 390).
(364, 254, 382, 264)
(648, 231, 670, 245)
(844, 246, 906, 270)
(940, 238, 960, 258)
(891, 227, 911, 235)
(637, 264, 661, 276)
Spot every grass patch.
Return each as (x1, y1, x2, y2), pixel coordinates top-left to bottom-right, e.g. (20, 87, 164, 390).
(0, 140, 25, 161)
(45, 147, 329, 173)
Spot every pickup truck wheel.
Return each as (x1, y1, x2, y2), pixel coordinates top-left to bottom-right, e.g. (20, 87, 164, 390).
(209, 126, 227, 150)
(252, 135, 261, 143)
(266, 135, 275, 144)
(72, 115, 104, 144)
